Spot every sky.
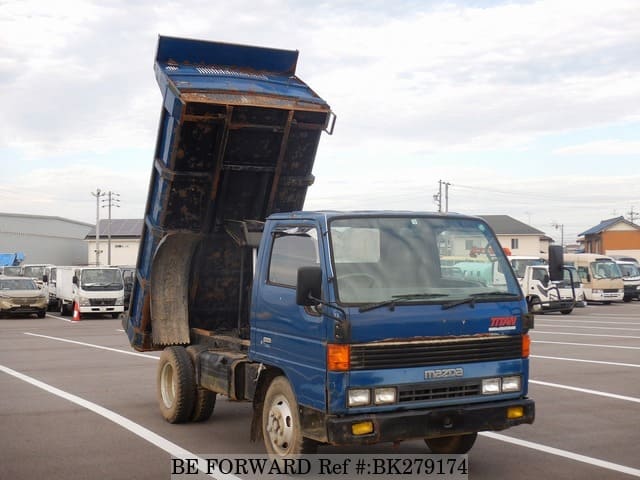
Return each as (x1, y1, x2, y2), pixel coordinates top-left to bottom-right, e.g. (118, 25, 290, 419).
(1, 0, 639, 245)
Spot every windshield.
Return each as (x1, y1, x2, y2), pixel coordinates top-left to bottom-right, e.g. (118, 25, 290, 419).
(0, 278, 38, 290)
(80, 269, 124, 290)
(329, 216, 520, 305)
(510, 258, 546, 278)
(590, 261, 622, 279)
(22, 266, 46, 278)
(619, 263, 640, 277)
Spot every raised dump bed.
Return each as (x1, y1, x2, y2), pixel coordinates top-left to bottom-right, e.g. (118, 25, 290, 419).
(124, 36, 334, 351)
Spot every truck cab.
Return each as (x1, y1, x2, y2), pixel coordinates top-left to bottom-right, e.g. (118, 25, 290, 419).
(520, 264, 575, 314)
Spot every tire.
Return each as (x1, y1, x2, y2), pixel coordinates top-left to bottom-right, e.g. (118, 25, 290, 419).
(262, 376, 317, 458)
(37, 310, 46, 318)
(111, 312, 120, 319)
(191, 387, 216, 423)
(560, 309, 573, 315)
(59, 300, 68, 316)
(425, 433, 477, 454)
(157, 346, 196, 424)
(623, 296, 632, 303)
(185, 345, 216, 422)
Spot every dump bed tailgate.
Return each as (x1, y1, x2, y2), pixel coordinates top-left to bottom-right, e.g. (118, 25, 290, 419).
(124, 36, 333, 350)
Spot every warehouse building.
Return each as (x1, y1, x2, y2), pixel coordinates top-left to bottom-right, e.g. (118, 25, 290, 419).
(0, 212, 93, 265)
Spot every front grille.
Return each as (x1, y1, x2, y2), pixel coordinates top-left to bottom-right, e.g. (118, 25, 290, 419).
(399, 381, 481, 403)
(604, 289, 620, 293)
(11, 297, 33, 304)
(350, 335, 521, 370)
(89, 298, 116, 306)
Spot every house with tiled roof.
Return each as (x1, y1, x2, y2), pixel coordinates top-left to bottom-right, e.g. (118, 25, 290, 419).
(479, 215, 551, 256)
(578, 216, 640, 260)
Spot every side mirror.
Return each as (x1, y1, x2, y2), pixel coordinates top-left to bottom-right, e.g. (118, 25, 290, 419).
(296, 266, 322, 306)
(548, 245, 564, 282)
(42, 274, 48, 283)
(72, 275, 78, 285)
(542, 274, 550, 287)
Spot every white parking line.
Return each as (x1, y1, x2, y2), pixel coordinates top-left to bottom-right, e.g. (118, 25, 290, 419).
(531, 355, 640, 368)
(23, 332, 159, 360)
(533, 331, 640, 339)
(534, 324, 640, 331)
(530, 379, 640, 404)
(480, 432, 640, 477)
(0, 364, 227, 479)
(533, 340, 640, 350)
(537, 318, 640, 326)
(45, 313, 72, 323)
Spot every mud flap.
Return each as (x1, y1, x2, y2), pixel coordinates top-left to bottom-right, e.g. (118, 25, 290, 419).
(151, 232, 201, 345)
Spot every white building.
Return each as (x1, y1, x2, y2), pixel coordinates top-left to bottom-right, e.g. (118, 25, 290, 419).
(85, 219, 143, 266)
(480, 215, 551, 257)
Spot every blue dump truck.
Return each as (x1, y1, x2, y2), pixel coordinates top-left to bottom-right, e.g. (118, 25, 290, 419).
(124, 36, 559, 459)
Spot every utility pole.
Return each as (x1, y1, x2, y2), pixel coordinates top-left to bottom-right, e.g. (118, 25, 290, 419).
(552, 222, 564, 250)
(444, 181, 451, 213)
(628, 206, 638, 225)
(434, 180, 451, 213)
(102, 191, 121, 265)
(91, 189, 106, 265)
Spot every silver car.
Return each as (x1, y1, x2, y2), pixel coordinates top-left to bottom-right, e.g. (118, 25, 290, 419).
(0, 276, 48, 318)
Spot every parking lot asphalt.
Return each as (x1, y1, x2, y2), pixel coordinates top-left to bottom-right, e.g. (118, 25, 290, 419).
(1, 303, 639, 479)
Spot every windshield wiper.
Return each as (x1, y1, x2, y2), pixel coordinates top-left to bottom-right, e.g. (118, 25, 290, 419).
(441, 291, 520, 310)
(359, 293, 448, 313)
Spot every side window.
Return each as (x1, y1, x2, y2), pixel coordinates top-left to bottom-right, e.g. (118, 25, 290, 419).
(577, 266, 589, 282)
(268, 233, 319, 287)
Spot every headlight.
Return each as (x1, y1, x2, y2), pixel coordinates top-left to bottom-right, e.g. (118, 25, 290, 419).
(502, 376, 522, 393)
(374, 387, 397, 405)
(348, 389, 370, 407)
(115, 296, 124, 306)
(592, 289, 602, 294)
(482, 378, 501, 395)
(78, 296, 91, 306)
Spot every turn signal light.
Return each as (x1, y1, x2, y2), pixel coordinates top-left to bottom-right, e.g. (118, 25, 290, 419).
(522, 334, 530, 358)
(327, 344, 350, 371)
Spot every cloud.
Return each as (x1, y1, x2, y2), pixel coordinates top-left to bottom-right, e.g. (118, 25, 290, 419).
(554, 140, 640, 155)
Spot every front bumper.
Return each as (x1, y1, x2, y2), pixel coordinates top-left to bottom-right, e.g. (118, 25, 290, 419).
(0, 299, 47, 314)
(325, 398, 535, 445)
(79, 305, 125, 314)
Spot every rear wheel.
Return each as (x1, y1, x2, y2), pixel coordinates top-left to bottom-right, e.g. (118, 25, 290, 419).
(59, 300, 69, 316)
(425, 433, 477, 454)
(262, 376, 317, 458)
(157, 346, 195, 424)
(191, 387, 216, 422)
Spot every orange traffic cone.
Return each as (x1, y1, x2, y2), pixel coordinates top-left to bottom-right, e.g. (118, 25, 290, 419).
(72, 302, 81, 322)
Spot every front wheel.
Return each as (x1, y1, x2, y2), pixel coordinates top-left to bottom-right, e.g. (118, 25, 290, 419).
(560, 309, 573, 315)
(157, 346, 195, 424)
(262, 376, 317, 458)
(425, 433, 477, 454)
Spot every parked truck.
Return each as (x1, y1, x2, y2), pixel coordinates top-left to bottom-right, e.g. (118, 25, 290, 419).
(123, 36, 557, 458)
(519, 264, 575, 314)
(56, 266, 125, 318)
